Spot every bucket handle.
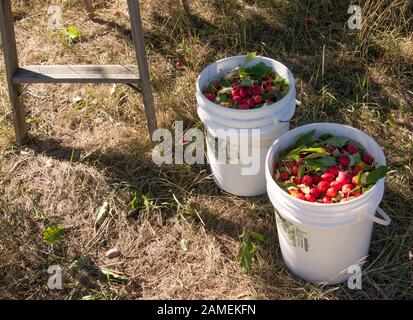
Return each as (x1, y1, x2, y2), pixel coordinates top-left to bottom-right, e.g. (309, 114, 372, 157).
(368, 207, 391, 226)
(276, 99, 297, 124)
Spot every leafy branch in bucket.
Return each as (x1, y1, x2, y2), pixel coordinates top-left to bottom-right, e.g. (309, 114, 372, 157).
(237, 229, 264, 272)
(243, 52, 257, 65)
(204, 52, 289, 109)
(274, 130, 389, 202)
(238, 53, 273, 86)
(361, 165, 389, 187)
(293, 129, 317, 148)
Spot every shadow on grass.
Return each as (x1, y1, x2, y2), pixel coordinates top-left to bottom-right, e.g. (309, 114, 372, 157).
(26, 135, 217, 203)
(83, 0, 410, 129)
(26, 134, 272, 238)
(24, 128, 413, 299)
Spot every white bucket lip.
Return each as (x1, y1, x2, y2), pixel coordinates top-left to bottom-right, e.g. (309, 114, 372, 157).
(265, 122, 386, 208)
(197, 106, 287, 137)
(195, 55, 296, 115)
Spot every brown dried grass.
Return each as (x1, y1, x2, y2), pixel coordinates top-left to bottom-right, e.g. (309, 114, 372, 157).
(0, 0, 412, 299)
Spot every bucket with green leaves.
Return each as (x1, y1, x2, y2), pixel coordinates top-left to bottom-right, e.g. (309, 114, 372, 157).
(196, 53, 296, 196)
(265, 123, 391, 284)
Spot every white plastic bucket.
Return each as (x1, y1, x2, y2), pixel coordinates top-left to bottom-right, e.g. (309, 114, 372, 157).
(196, 55, 296, 196)
(265, 123, 391, 284)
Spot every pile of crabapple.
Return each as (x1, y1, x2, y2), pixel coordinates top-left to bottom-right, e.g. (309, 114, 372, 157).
(274, 132, 386, 204)
(203, 60, 289, 110)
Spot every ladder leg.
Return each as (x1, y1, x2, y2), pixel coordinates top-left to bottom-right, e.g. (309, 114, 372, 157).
(81, 0, 95, 17)
(0, 0, 28, 144)
(182, 0, 190, 14)
(127, 0, 157, 139)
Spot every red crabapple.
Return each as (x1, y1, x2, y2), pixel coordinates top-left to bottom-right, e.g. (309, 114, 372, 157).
(326, 187, 337, 198)
(302, 175, 313, 186)
(339, 155, 350, 167)
(362, 153, 374, 165)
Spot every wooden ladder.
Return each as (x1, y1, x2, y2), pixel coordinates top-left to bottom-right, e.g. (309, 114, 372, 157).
(0, 0, 157, 144)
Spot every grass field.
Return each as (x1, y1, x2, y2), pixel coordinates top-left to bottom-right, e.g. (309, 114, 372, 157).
(0, 0, 412, 299)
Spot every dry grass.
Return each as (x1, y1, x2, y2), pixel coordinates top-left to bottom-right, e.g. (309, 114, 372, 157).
(0, 0, 412, 300)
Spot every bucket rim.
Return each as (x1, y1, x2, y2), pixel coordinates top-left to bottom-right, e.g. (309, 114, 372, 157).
(265, 122, 386, 208)
(196, 55, 296, 115)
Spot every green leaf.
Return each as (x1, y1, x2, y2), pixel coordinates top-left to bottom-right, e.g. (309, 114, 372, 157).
(143, 192, 155, 212)
(354, 171, 362, 185)
(220, 78, 231, 87)
(287, 146, 325, 162)
(304, 152, 327, 159)
(348, 153, 361, 167)
(129, 191, 155, 217)
(43, 226, 64, 244)
(298, 165, 305, 178)
(261, 92, 271, 100)
(70, 255, 89, 272)
(365, 166, 388, 185)
(301, 147, 327, 153)
(319, 133, 333, 140)
(244, 52, 257, 65)
(305, 156, 337, 172)
(237, 229, 263, 272)
(239, 68, 248, 79)
(305, 160, 321, 172)
(294, 130, 316, 148)
(237, 237, 253, 272)
(323, 136, 348, 147)
(217, 87, 232, 95)
(204, 81, 217, 93)
(100, 268, 128, 283)
(360, 172, 368, 185)
(277, 150, 288, 163)
(63, 26, 81, 44)
(244, 61, 271, 79)
(318, 156, 337, 166)
(332, 148, 341, 157)
(274, 76, 289, 90)
(240, 76, 254, 87)
(286, 148, 302, 161)
(216, 94, 229, 103)
(130, 191, 142, 210)
(249, 231, 264, 242)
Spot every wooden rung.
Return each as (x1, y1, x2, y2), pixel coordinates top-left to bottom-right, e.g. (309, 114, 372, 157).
(12, 64, 140, 84)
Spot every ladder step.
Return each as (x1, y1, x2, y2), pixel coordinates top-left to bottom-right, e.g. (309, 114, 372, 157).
(12, 64, 140, 84)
